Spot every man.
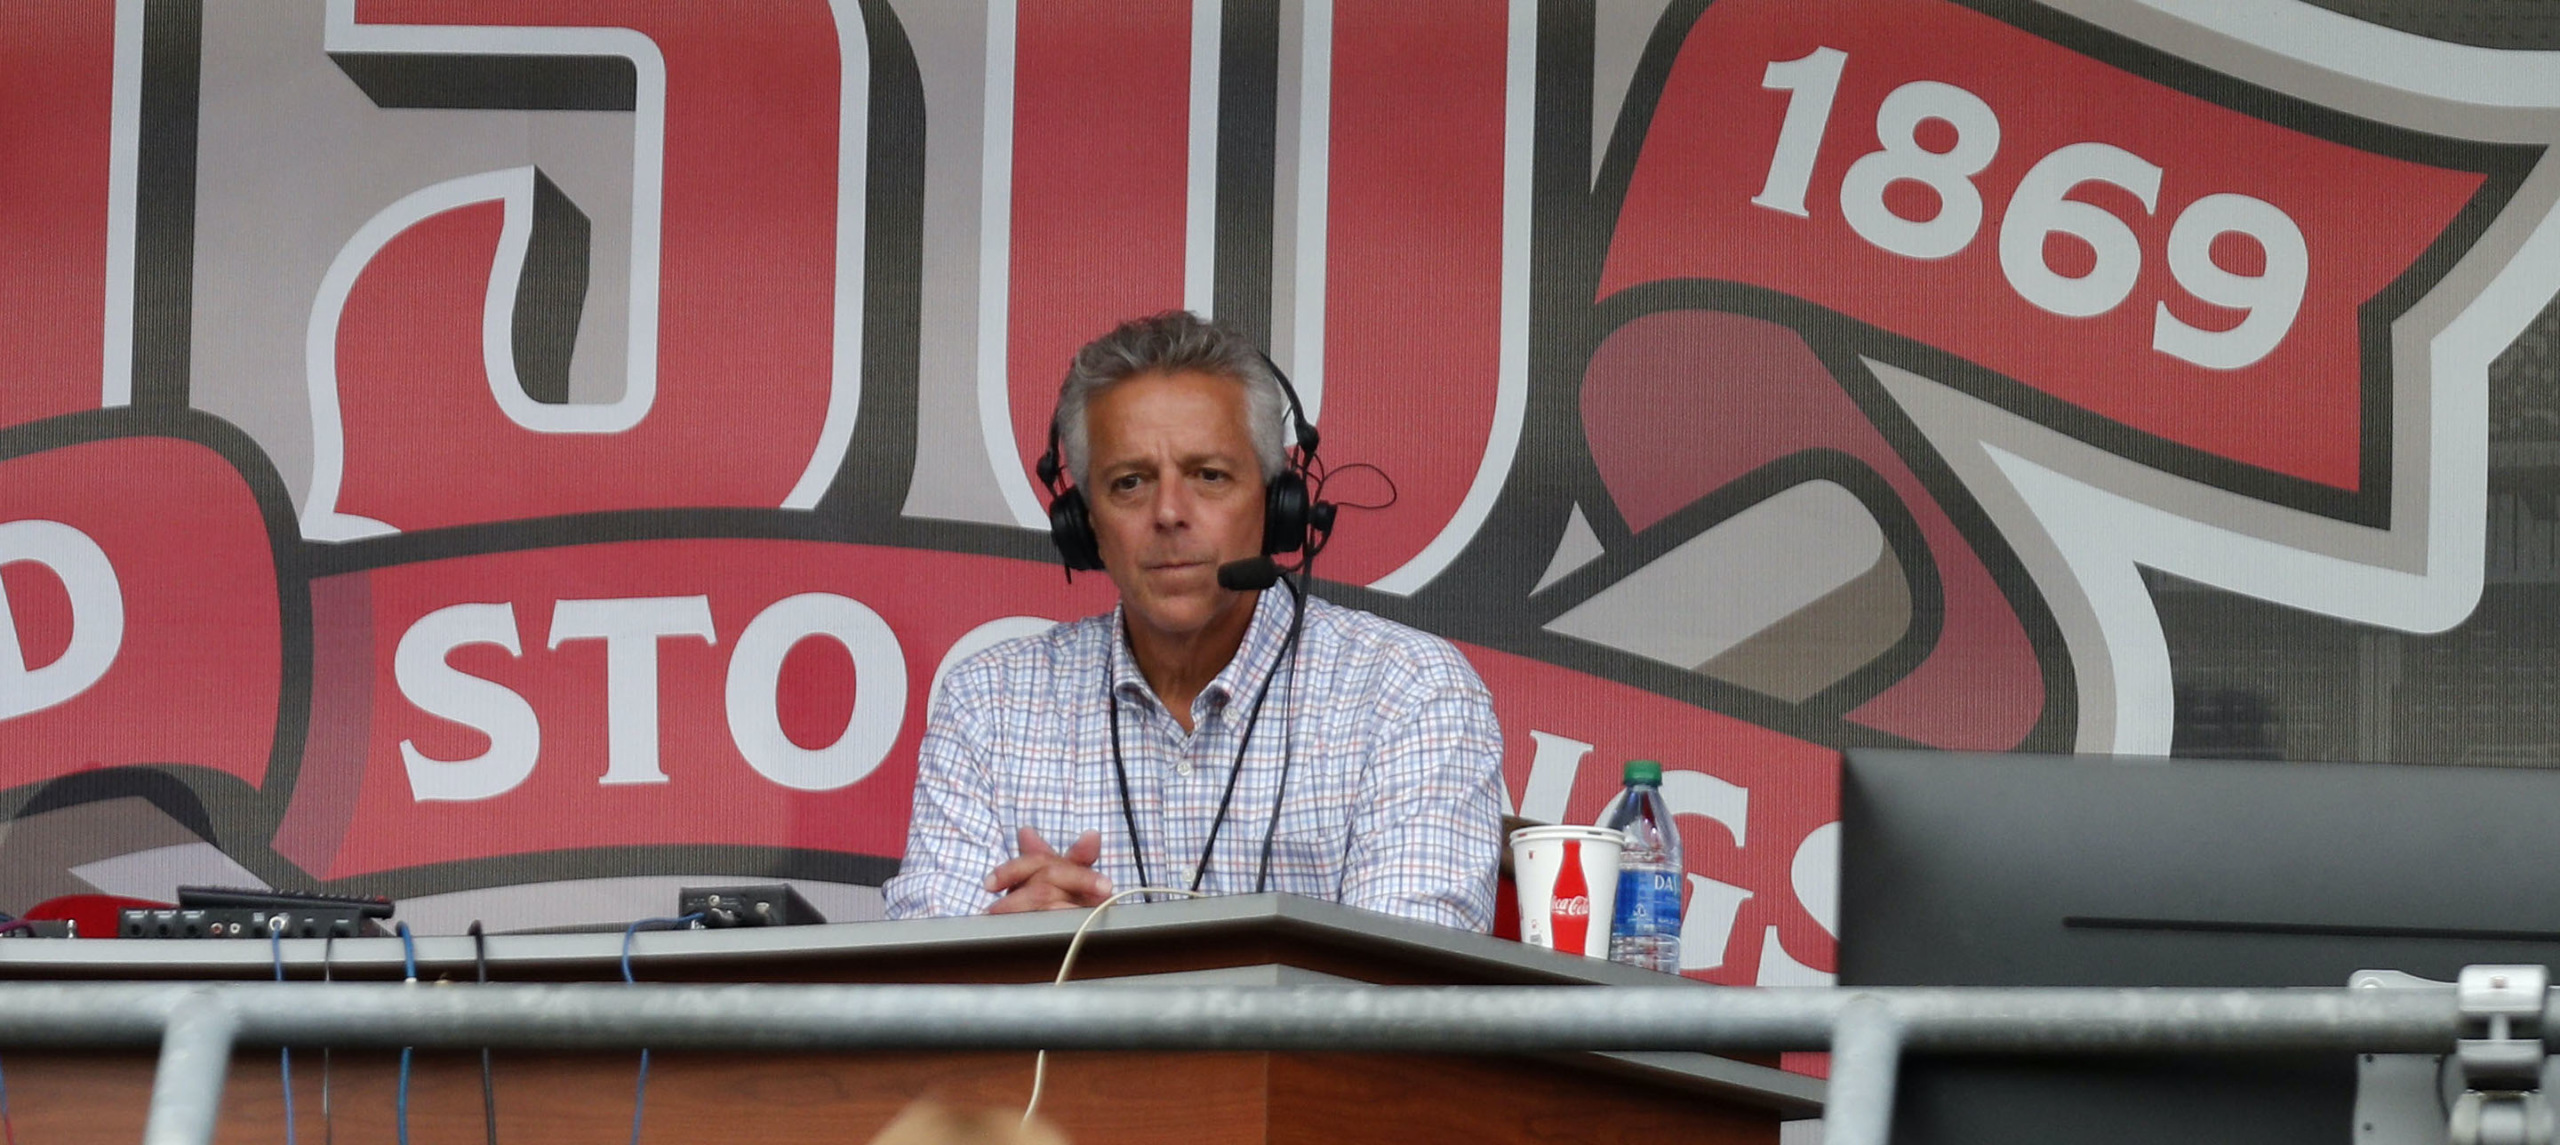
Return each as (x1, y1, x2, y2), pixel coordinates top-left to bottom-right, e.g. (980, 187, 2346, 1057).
(881, 312, 1505, 930)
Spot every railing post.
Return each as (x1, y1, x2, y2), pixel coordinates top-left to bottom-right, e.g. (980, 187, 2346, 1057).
(143, 1001, 238, 1145)
(1826, 994, 1905, 1145)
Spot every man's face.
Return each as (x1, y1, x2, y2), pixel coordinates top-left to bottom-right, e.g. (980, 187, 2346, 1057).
(1082, 369, 1268, 644)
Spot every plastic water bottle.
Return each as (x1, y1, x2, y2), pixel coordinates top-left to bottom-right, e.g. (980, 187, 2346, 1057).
(1601, 759, 1683, 972)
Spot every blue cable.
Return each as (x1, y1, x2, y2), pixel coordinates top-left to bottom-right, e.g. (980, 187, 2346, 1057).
(620, 914, 702, 1145)
(395, 923, 417, 1145)
(272, 929, 297, 1145)
(1, 1045, 16, 1145)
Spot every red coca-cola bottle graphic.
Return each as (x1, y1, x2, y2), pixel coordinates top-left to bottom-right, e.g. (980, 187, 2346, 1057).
(1552, 839, 1592, 955)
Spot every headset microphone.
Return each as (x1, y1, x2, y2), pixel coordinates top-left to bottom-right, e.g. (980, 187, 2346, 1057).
(1216, 557, 1281, 591)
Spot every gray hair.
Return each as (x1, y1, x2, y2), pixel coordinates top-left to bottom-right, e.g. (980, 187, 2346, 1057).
(1054, 311, 1292, 490)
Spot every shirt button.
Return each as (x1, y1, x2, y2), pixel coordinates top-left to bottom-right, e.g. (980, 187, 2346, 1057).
(1175, 760, 1193, 776)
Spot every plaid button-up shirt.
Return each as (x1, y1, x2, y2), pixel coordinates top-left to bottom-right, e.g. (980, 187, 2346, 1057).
(882, 588, 1505, 930)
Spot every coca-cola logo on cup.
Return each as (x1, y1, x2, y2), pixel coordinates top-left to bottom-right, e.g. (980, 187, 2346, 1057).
(1549, 838, 1595, 955)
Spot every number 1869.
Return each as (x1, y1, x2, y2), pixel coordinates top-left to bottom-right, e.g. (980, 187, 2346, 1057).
(1754, 47, 2306, 371)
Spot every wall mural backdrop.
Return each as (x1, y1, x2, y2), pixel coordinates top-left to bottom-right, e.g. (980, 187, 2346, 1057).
(1, 0, 2555, 985)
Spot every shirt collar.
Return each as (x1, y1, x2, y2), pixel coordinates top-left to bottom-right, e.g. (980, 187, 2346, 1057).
(1108, 587, 1296, 717)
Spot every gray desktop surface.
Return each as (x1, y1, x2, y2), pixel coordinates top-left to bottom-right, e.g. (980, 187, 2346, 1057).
(0, 892, 1822, 1112)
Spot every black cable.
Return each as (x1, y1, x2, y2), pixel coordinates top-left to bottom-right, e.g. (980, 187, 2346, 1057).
(1309, 459, 1397, 513)
(1255, 561, 1313, 893)
(320, 933, 335, 1145)
(1191, 617, 1292, 895)
(271, 929, 296, 1145)
(2436, 1051, 2455, 1120)
(1104, 667, 1153, 896)
(1108, 594, 1300, 900)
(470, 921, 498, 1145)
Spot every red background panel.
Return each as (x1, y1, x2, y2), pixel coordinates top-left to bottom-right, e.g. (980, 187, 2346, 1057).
(0, 436, 282, 790)
(1307, 0, 1513, 584)
(0, 3, 115, 429)
(1005, 0, 1196, 500)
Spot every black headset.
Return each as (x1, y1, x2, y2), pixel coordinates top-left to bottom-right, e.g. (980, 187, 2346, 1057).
(1034, 355, 1334, 573)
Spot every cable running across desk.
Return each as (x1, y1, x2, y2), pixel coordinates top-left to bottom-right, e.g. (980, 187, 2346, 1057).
(1021, 887, 1205, 1125)
(395, 923, 417, 1145)
(621, 914, 703, 1145)
(470, 921, 499, 1145)
(0, 915, 22, 1145)
(320, 933, 336, 1145)
(271, 929, 297, 1145)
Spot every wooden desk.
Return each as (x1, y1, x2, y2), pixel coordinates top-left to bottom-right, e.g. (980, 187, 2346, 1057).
(0, 894, 1819, 1143)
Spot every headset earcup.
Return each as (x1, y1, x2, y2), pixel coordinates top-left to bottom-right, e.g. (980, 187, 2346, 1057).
(1263, 471, 1310, 555)
(1047, 488, 1106, 571)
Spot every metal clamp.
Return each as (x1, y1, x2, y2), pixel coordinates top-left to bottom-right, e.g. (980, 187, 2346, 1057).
(2451, 965, 2553, 1145)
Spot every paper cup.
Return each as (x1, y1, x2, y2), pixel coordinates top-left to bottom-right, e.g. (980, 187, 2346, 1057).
(1510, 825, 1623, 958)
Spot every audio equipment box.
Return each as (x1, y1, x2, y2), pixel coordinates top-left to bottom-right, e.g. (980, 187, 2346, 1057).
(122, 886, 398, 939)
(677, 883, 826, 927)
(121, 906, 384, 939)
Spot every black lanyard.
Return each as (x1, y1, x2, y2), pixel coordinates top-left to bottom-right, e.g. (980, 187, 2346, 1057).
(1106, 582, 1304, 898)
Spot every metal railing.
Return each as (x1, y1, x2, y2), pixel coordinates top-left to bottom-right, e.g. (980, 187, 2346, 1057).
(0, 980, 2503, 1145)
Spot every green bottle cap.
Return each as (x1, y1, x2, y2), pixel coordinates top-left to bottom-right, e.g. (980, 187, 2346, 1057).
(1623, 759, 1663, 784)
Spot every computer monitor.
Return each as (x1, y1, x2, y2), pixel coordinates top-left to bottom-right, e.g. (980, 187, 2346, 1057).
(1838, 748, 2560, 1145)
